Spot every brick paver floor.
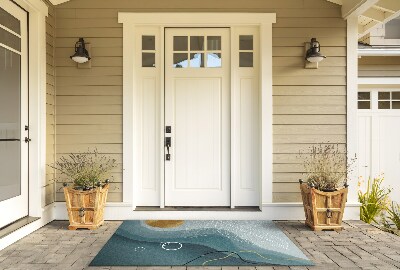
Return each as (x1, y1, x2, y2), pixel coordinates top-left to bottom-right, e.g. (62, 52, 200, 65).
(0, 220, 400, 270)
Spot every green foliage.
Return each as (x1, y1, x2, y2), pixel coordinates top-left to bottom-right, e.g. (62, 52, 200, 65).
(358, 176, 391, 224)
(50, 148, 117, 189)
(382, 201, 400, 230)
(299, 144, 356, 191)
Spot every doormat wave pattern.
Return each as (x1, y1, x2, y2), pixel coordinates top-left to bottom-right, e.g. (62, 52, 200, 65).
(90, 220, 314, 266)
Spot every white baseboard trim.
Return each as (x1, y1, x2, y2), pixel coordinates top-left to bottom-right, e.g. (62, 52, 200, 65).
(54, 202, 361, 220)
(0, 203, 54, 251)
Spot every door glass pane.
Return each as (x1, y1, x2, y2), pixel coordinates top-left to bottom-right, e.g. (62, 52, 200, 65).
(207, 53, 221, 68)
(239, 52, 253, 67)
(173, 36, 188, 51)
(0, 47, 21, 202)
(142, 35, 155, 50)
(189, 53, 204, 68)
(173, 53, 188, 68)
(0, 7, 20, 34)
(239, 35, 253, 50)
(207, 36, 221, 50)
(142, 53, 155, 67)
(0, 27, 21, 51)
(190, 36, 204, 51)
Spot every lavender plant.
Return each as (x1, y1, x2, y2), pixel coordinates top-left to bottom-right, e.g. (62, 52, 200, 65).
(299, 144, 356, 191)
(50, 148, 117, 189)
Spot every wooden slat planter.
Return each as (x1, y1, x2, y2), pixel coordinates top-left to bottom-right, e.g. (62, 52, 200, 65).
(63, 184, 109, 230)
(300, 183, 348, 231)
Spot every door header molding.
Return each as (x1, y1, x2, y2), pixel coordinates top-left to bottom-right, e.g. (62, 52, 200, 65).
(118, 12, 276, 26)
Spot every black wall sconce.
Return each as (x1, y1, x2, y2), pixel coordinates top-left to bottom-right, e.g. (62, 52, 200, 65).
(305, 38, 326, 69)
(70, 38, 91, 64)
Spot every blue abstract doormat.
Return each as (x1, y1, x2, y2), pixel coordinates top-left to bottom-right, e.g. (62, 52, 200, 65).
(89, 220, 314, 266)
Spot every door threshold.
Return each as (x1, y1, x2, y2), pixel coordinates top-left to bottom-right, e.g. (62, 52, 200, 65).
(0, 216, 40, 240)
(135, 206, 261, 212)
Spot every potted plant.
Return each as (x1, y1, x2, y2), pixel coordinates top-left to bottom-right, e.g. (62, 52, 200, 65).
(51, 149, 117, 230)
(298, 144, 355, 231)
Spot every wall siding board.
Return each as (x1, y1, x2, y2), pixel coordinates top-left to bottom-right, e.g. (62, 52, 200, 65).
(55, 0, 346, 203)
(45, 1, 56, 207)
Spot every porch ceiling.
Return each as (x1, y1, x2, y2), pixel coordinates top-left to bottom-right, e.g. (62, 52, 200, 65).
(326, 0, 400, 40)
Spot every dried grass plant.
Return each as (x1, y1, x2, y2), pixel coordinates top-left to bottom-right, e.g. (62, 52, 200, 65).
(299, 144, 356, 191)
(50, 148, 117, 189)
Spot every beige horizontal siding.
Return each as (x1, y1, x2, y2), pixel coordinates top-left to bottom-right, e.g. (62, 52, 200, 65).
(359, 56, 400, 77)
(45, 1, 56, 207)
(55, 0, 346, 203)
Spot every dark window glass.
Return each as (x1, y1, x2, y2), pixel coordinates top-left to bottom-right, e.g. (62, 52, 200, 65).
(378, 92, 390, 100)
(0, 7, 20, 34)
(358, 92, 370, 100)
(142, 35, 155, 50)
(239, 35, 253, 50)
(173, 36, 188, 51)
(142, 53, 155, 67)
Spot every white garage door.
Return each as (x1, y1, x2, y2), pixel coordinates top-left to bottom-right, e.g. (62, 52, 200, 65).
(358, 89, 400, 202)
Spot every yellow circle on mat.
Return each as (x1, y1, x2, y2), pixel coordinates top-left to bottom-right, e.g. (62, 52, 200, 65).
(145, 220, 185, 228)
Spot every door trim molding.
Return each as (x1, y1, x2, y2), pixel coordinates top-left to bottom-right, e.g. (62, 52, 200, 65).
(119, 13, 276, 210)
(13, 0, 48, 217)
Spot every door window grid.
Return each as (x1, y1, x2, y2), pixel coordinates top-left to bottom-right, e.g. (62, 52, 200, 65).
(173, 35, 222, 68)
(142, 35, 156, 68)
(358, 91, 371, 110)
(239, 35, 253, 67)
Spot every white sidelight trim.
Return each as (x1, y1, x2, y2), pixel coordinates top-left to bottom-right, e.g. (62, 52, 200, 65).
(53, 202, 361, 220)
(347, 16, 359, 204)
(119, 13, 276, 210)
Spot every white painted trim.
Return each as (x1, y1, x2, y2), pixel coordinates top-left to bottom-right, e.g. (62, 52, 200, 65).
(358, 48, 400, 56)
(53, 202, 361, 220)
(359, 77, 400, 85)
(0, 204, 54, 251)
(347, 16, 359, 204)
(119, 13, 276, 210)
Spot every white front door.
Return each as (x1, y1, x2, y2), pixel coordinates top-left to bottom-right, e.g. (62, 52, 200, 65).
(164, 28, 231, 206)
(0, 0, 29, 228)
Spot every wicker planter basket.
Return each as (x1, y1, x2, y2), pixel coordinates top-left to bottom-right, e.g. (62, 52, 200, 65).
(300, 182, 348, 231)
(63, 184, 109, 230)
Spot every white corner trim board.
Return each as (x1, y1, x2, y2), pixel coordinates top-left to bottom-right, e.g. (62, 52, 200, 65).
(53, 202, 361, 221)
(358, 77, 400, 85)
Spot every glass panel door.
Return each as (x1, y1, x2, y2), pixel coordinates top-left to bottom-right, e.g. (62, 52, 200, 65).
(0, 47, 21, 202)
(0, 0, 28, 229)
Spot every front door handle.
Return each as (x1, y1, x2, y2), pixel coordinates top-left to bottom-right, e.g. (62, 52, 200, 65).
(165, 137, 171, 161)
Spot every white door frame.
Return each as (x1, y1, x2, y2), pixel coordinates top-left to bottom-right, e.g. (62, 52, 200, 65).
(11, 0, 48, 218)
(119, 13, 275, 210)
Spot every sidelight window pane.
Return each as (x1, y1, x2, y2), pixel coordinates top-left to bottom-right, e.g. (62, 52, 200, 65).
(378, 92, 390, 100)
(239, 52, 253, 67)
(239, 35, 253, 50)
(358, 92, 370, 100)
(142, 35, 155, 50)
(142, 53, 155, 67)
